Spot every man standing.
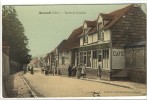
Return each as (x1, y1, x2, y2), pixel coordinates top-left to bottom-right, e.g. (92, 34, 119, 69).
(97, 62, 102, 79)
(23, 64, 27, 74)
(76, 64, 82, 79)
(68, 65, 72, 77)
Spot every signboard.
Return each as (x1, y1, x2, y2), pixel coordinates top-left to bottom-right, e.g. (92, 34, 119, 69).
(112, 49, 125, 69)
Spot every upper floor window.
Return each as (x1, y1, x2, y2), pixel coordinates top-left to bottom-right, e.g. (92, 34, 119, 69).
(83, 34, 88, 43)
(98, 23, 104, 40)
(100, 30, 104, 39)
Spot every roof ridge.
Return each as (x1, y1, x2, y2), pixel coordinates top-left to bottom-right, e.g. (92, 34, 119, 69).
(104, 4, 135, 29)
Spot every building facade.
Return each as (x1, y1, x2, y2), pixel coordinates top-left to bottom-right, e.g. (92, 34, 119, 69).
(78, 4, 146, 82)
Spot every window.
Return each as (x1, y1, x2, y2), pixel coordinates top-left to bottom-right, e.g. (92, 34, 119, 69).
(98, 23, 104, 40)
(62, 57, 65, 65)
(83, 52, 87, 64)
(100, 30, 104, 39)
(98, 55, 102, 62)
(93, 51, 97, 59)
(92, 50, 98, 69)
(98, 50, 102, 62)
(87, 51, 91, 67)
(80, 52, 83, 64)
(102, 49, 109, 69)
(83, 34, 88, 43)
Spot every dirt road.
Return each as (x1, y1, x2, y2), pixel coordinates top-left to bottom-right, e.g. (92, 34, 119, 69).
(23, 68, 143, 97)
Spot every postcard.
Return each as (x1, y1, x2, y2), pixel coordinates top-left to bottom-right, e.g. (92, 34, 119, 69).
(2, 3, 146, 99)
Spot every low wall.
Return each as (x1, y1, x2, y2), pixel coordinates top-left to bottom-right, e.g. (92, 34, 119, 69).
(86, 68, 98, 79)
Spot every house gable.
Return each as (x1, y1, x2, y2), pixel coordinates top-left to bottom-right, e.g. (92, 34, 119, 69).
(111, 5, 146, 48)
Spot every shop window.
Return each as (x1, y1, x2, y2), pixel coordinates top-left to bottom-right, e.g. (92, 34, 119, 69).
(92, 50, 98, 69)
(83, 51, 87, 64)
(93, 51, 97, 59)
(102, 49, 109, 69)
(87, 51, 91, 67)
(80, 52, 83, 64)
(98, 55, 102, 62)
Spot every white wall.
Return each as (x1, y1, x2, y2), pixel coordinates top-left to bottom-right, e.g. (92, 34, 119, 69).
(104, 29, 111, 41)
(93, 33, 97, 42)
(98, 15, 103, 24)
(112, 49, 125, 69)
(83, 23, 87, 29)
(88, 35, 92, 44)
(80, 37, 83, 46)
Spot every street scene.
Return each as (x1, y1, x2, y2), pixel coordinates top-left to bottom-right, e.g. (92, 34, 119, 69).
(2, 3, 146, 98)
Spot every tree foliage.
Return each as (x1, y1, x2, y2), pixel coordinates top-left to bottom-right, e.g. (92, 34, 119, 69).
(2, 6, 32, 64)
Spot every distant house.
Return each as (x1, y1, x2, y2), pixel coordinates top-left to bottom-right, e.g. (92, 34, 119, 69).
(59, 26, 83, 75)
(79, 4, 146, 82)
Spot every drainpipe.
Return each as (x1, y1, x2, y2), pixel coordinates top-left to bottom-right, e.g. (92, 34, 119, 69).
(110, 30, 112, 74)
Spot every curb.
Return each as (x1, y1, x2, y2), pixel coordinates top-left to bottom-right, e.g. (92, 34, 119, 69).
(82, 78, 134, 90)
(60, 75, 134, 90)
(19, 74, 38, 97)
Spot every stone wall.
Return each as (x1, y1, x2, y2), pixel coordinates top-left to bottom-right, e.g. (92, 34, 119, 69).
(2, 52, 10, 80)
(111, 6, 146, 48)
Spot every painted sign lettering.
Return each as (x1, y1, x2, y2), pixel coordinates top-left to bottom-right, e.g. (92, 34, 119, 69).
(113, 51, 124, 56)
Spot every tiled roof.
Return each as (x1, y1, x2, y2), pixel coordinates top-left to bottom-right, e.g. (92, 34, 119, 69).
(100, 13, 114, 20)
(57, 39, 67, 52)
(88, 25, 97, 35)
(104, 4, 134, 29)
(85, 20, 97, 27)
(61, 26, 83, 52)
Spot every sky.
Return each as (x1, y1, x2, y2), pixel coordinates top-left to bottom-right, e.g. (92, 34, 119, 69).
(14, 4, 146, 57)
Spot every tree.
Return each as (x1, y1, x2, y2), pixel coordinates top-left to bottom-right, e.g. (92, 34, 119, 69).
(2, 6, 32, 66)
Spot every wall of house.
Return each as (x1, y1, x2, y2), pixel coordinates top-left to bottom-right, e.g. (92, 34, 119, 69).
(104, 29, 111, 41)
(98, 15, 103, 24)
(80, 37, 83, 46)
(112, 49, 125, 69)
(88, 35, 92, 44)
(59, 51, 71, 75)
(111, 6, 146, 48)
(125, 46, 146, 83)
(93, 33, 97, 42)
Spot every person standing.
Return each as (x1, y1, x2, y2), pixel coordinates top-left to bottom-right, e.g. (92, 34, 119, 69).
(71, 64, 77, 77)
(97, 62, 102, 79)
(81, 64, 86, 78)
(30, 67, 34, 74)
(52, 63, 56, 76)
(23, 64, 27, 74)
(76, 64, 82, 79)
(68, 65, 72, 77)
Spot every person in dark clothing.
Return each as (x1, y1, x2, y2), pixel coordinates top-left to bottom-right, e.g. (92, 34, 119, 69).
(23, 64, 27, 74)
(76, 64, 82, 79)
(71, 64, 77, 77)
(30, 67, 34, 74)
(68, 65, 72, 77)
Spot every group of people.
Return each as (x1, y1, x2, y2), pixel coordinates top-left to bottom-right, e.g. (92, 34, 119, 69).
(68, 64, 86, 79)
(23, 64, 34, 74)
(41, 64, 58, 76)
